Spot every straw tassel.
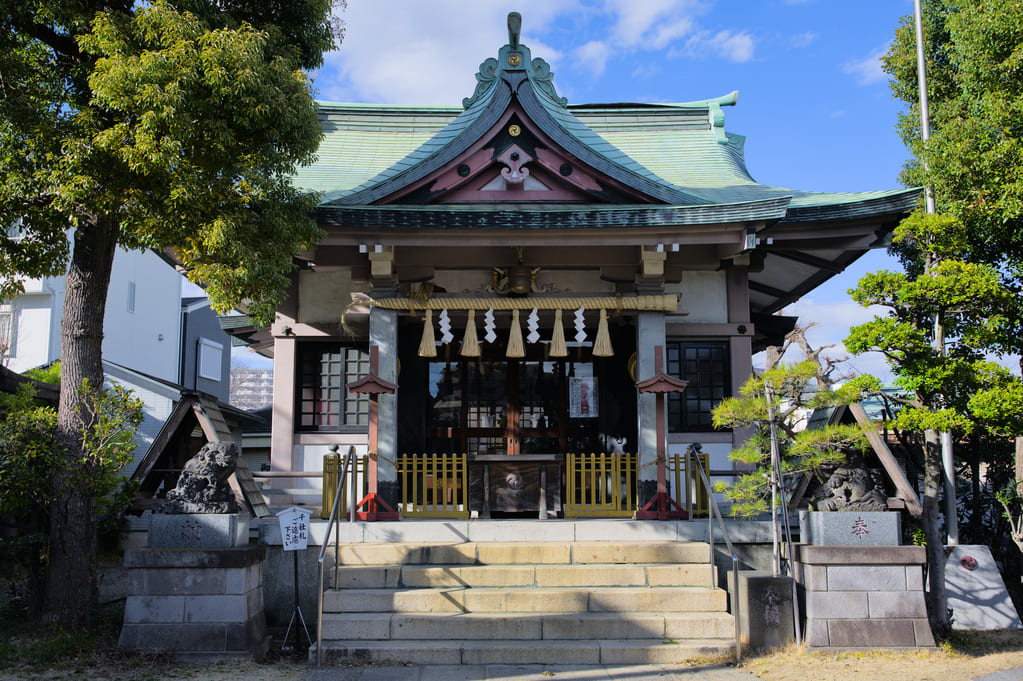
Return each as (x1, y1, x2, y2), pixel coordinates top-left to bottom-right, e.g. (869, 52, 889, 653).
(592, 309, 614, 357)
(550, 309, 567, 358)
(418, 309, 437, 358)
(461, 309, 480, 357)
(506, 309, 525, 358)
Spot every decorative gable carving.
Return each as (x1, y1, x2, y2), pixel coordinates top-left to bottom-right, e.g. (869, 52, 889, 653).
(381, 107, 652, 205)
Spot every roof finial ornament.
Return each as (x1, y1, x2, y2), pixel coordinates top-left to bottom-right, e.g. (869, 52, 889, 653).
(508, 12, 521, 48)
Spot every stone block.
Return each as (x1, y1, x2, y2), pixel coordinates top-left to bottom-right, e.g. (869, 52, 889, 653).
(148, 513, 248, 549)
(906, 564, 924, 591)
(389, 613, 541, 640)
(123, 595, 184, 623)
(534, 565, 646, 588)
(945, 544, 1023, 630)
(476, 542, 571, 565)
(828, 565, 905, 591)
(729, 571, 795, 649)
(804, 618, 830, 647)
(135, 623, 228, 651)
(572, 520, 677, 542)
(827, 618, 918, 648)
(184, 594, 248, 623)
(796, 544, 925, 566)
(799, 511, 901, 546)
(541, 613, 665, 639)
(805, 590, 868, 620)
(868, 591, 927, 619)
(124, 545, 266, 569)
(801, 565, 828, 591)
(143, 568, 227, 596)
(468, 520, 576, 543)
(914, 618, 937, 647)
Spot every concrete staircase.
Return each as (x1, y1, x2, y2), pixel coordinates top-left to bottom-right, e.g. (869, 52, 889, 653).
(314, 540, 736, 665)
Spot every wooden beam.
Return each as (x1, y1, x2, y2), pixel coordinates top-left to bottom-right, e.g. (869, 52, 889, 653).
(848, 402, 922, 517)
(768, 249, 843, 273)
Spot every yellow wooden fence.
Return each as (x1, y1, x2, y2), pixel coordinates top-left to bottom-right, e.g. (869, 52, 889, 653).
(399, 453, 470, 519)
(666, 449, 710, 518)
(564, 452, 638, 518)
(321, 454, 368, 519)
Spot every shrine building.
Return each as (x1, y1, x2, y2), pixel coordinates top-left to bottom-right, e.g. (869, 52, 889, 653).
(239, 14, 916, 522)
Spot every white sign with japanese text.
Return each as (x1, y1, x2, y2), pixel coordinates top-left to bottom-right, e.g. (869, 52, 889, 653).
(276, 506, 312, 551)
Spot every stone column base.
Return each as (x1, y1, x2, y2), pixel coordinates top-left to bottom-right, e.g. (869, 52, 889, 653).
(118, 545, 269, 661)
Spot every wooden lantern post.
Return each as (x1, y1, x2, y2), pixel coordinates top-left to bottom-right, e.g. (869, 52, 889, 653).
(346, 346, 400, 521)
(634, 345, 689, 520)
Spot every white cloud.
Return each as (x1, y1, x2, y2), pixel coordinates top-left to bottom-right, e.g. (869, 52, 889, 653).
(790, 31, 817, 48)
(315, 1, 576, 104)
(677, 29, 755, 63)
(574, 40, 613, 79)
(774, 298, 896, 383)
(608, 0, 702, 49)
(842, 47, 888, 85)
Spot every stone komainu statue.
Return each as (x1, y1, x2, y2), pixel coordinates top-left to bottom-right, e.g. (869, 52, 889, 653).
(810, 453, 889, 512)
(160, 441, 242, 514)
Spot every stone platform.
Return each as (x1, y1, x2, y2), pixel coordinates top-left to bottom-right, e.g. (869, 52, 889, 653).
(118, 543, 269, 660)
(795, 544, 935, 649)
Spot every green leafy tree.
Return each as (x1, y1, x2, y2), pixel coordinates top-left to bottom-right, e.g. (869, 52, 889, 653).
(0, 0, 339, 627)
(863, 0, 1023, 635)
(845, 213, 1016, 636)
(0, 366, 143, 619)
(712, 326, 872, 518)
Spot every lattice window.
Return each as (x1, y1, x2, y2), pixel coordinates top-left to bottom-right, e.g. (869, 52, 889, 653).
(666, 341, 730, 432)
(297, 344, 370, 431)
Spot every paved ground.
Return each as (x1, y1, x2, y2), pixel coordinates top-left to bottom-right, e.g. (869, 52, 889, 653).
(305, 664, 757, 681)
(976, 668, 1023, 681)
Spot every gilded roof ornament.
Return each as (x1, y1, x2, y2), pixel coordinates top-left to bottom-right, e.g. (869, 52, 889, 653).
(462, 12, 567, 110)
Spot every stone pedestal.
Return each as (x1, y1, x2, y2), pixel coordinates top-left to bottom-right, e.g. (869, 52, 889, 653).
(119, 513, 268, 661)
(728, 571, 795, 650)
(795, 544, 935, 649)
(799, 510, 900, 546)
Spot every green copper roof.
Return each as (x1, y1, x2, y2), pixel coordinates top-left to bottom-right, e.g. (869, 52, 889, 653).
(295, 18, 919, 218)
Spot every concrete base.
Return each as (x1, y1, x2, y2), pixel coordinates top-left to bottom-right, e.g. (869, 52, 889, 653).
(118, 545, 269, 661)
(945, 544, 1023, 630)
(728, 571, 795, 650)
(795, 544, 934, 649)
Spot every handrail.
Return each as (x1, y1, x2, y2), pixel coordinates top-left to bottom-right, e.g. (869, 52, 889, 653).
(688, 444, 742, 662)
(316, 445, 356, 666)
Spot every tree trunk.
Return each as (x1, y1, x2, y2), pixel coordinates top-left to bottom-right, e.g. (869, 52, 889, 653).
(42, 216, 118, 629)
(922, 427, 950, 637)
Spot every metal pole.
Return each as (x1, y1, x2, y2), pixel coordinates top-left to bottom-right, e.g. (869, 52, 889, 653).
(765, 385, 781, 577)
(914, 0, 958, 545)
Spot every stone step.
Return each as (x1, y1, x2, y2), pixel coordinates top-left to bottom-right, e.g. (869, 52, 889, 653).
(323, 585, 727, 615)
(312, 638, 735, 666)
(334, 541, 711, 567)
(330, 562, 717, 589)
(319, 609, 733, 640)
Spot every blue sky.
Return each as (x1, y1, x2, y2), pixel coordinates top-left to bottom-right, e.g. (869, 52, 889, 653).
(229, 0, 919, 375)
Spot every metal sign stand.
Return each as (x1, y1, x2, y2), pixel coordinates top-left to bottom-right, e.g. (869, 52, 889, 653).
(282, 550, 313, 653)
(277, 506, 314, 653)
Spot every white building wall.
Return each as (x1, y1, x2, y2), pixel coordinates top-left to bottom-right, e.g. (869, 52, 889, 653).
(4, 247, 180, 381)
(5, 290, 59, 373)
(103, 249, 181, 382)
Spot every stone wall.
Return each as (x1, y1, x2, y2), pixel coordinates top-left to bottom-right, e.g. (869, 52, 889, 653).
(796, 544, 935, 649)
(118, 545, 269, 660)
